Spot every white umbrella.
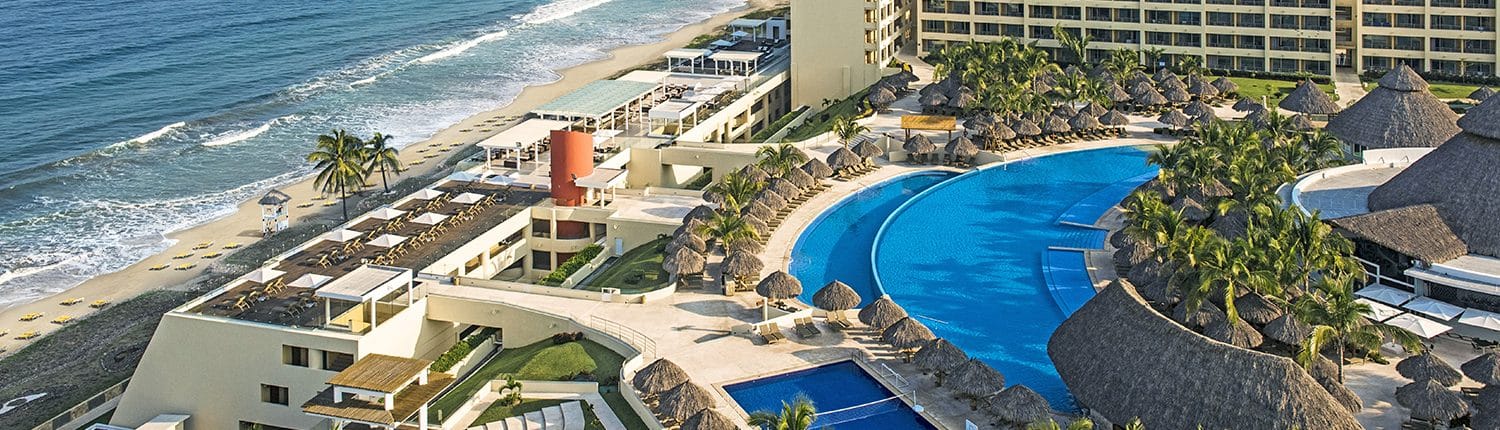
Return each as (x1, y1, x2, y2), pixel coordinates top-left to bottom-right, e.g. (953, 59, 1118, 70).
(326, 229, 363, 243)
(1357, 298, 1404, 322)
(245, 267, 286, 284)
(289, 273, 332, 289)
(1386, 313, 1453, 339)
(370, 208, 407, 220)
(448, 171, 483, 183)
(452, 192, 485, 205)
(1460, 308, 1500, 332)
(1356, 284, 1417, 306)
(412, 213, 449, 225)
(411, 189, 445, 200)
(1404, 297, 1465, 321)
(367, 234, 407, 248)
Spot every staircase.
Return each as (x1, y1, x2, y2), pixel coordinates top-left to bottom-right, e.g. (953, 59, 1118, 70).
(468, 400, 586, 430)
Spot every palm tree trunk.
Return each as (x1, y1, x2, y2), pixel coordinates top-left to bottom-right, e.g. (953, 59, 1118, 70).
(380, 167, 390, 193)
(1337, 335, 1346, 383)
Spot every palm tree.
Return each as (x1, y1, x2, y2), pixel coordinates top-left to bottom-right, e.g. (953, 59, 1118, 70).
(307, 129, 368, 220)
(704, 172, 762, 212)
(1296, 276, 1425, 382)
(755, 143, 808, 177)
(1054, 24, 1090, 65)
(695, 211, 760, 253)
(1027, 417, 1096, 430)
(830, 115, 868, 148)
(1103, 49, 1142, 83)
(1183, 235, 1273, 323)
(364, 132, 402, 193)
(748, 396, 817, 430)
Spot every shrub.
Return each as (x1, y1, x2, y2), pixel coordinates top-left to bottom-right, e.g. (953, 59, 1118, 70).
(551, 332, 584, 344)
(540, 244, 604, 285)
(431, 328, 497, 372)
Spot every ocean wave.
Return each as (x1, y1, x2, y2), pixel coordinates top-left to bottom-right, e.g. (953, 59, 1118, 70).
(518, 0, 617, 25)
(113, 121, 187, 147)
(417, 30, 510, 63)
(200, 115, 296, 147)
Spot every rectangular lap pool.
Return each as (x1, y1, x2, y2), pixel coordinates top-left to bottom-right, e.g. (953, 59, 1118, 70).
(723, 361, 938, 430)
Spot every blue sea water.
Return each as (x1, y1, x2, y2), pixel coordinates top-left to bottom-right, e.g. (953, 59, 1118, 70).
(724, 361, 938, 430)
(0, 0, 745, 307)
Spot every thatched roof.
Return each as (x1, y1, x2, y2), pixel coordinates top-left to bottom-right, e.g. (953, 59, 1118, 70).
(948, 92, 977, 109)
(1330, 205, 1468, 263)
(1011, 119, 1042, 136)
(753, 190, 786, 210)
(1126, 258, 1165, 287)
(1048, 281, 1363, 430)
(946, 135, 980, 157)
(633, 359, 690, 395)
(1153, 68, 1177, 82)
(720, 251, 762, 278)
(1317, 376, 1363, 413)
(1396, 380, 1468, 421)
(738, 165, 770, 183)
(1164, 86, 1191, 104)
(1159, 76, 1187, 92)
(950, 359, 1006, 398)
(867, 87, 897, 106)
(1100, 110, 1129, 126)
(1205, 318, 1265, 349)
(1463, 352, 1500, 385)
(1129, 80, 1157, 97)
(1479, 385, 1500, 413)
(1233, 98, 1262, 112)
(801, 159, 834, 178)
(729, 238, 763, 254)
(669, 232, 707, 254)
(659, 382, 717, 422)
(965, 113, 996, 132)
(1053, 104, 1078, 118)
(914, 338, 968, 373)
(742, 201, 774, 221)
(1234, 292, 1284, 326)
(681, 409, 735, 430)
(853, 140, 884, 158)
(920, 92, 949, 107)
(738, 215, 766, 236)
(1263, 314, 1313, 345)
(785, 167, 816, 189)
(1042, 115, 1072, 134)
(766, 178, 800, 199)
(1397, 351, 1462, 386)
(1183, 100, 1213, 118)
(827, 147, 862, 170)
(1083, 102, 1108, 116)
(882, 317, 936, 349)
(1213, 76, 1240, 94)
(1210, 209, 1250, 240)
(1326, 65, 1460, 150)
(1472, 86, 1496, 102)
(988, 385, 1052, 425)
(1279, 80, 1341, 114)
(1108, 83, 1133, 103)
(904, 134, 937, 154)
(1476, 407, 1500, 430)
(989, 122, 1017, 140)
(1188, 77, 1221, 99)
(1069, 111, 1102, 131)
(858, 296, 908, 329)
(755, 271, 802, 300)
(686, 205, 716, 222)
(812, 280, 861, 311)
(1157, 109, 1191, 127)
(1173, 301, 1224, 330)
(1113, 240, 1155, 268)
(675, 219, 705, 237)
(1171, 195, 1210, 222)
(663, 247, 706, 276)
(259, 189, 291, 205)
(702, 191, 726, 206)
(1290, 114, 1315, 131)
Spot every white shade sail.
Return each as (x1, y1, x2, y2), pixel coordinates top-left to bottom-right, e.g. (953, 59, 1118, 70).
(1357, 298, 1403, 322)
(1385, 313, 1453, 339)
(289, 273, 333, 289)
(412, 213, 450, 225)
(326, 229, 363, 243)
(1460, 308, 1500, 332)
(411, 189, 445, 200)
(369, 208, 407, 220)
(367, 234, 407, 248)
(245, 267, 286, 284)
(452, 192, 486, 205)
(1355, 284, 1417, 306)
(1404, 296, 1465, 321)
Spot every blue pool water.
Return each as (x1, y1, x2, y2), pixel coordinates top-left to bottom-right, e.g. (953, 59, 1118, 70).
(724, 361, 937, 430)
(790, 172, 955, 306)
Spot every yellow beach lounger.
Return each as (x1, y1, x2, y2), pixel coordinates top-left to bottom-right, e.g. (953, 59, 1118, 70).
(296, 202, 314, 208)
(19, 313, 42, 321)
(90, 300, 110, 308)
(175, 263, 197, 271)
(192, 241, 213, 250)
(148, 264, 169, 271)
(223, 242, 242, 249)
(201, 252, 222, 259)
(173, 252, 193, 259)
(322, 201, 337, 207)
(15, 331, 39, 340)
(51, 315, 72, 325)
(60, 297, 82, 306)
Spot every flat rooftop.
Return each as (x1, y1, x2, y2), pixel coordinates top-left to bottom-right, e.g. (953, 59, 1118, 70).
(606, 192, 705, 225)
(1292, 164, 1406, 218)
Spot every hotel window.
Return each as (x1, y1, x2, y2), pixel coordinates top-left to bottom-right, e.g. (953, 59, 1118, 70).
(261, 384, 290, 406)
(531, 219, 551, 238)
(1362, 35, 1392, 49)
(1271, 0, 1297, 6)
(1363, 0, 1394, 4)
(1002, 4, 1024, 17)
(1029, 26, 1055, 39)
(1146, 11, 1170, 24)
(1271, 58, 1299, 72)
(1305, 38, 1330, 53)
(1059, 6, 1081, 20)
(1239, 35, 1265, 49)
(322, 351, 354, 371)
(282, 345, 309, 367)
(1146, 32, 1172, 45)
(976, 2, 1001, 15)
(1305, 61, 1329, 75)
(1336, 7, 1352, 20)
(1117, 9, 1139, 23)
(1208, 34, 1235, 48)
(1087, 7, 1110, 21)
(1394, 0, 1423, 5)
(1003, 24, 1025, 37)
(1432, 15, 1460, 30)
(1238, 13, 1264, 28)
(1394, 14, 1423, 29)
(1431, 0, 1461, 6)
(1208, 12, 1233, 26)
(923, 20, 947, 33)
(1467, 39, 1495, 54)
(1209, 55, 1235, 69)
(1431, 38, 1461, 52)
(1363, 13, 1392, 27)
(1088, 28, 1114, 42)
(1240, 57, 1265, 71)
(1239, 0, 1265, 5)
(531, 250, 552, 270)
(977, 23, 1001, 36)
(1271, 37, 1299, 51)
(923, 1, 947, 12)
(1271, 15, 1299, 29)
(1432, 60, 1461, 74)
(1394, 36, 1425, 51)
(1303, 0, 1330, 7)
(1177, 12, 1200, 25)
(1029, 6, 1054, 18)
(948, 21, 971, 34)
(1467, 0, 1494, 8)
(1207, 0, 1234, 4)
(1116, 30, 1140, 43)
(1176, 33, 1201, 47)
(947, 1, 972, 14)
(1466, 16, 1494, 31)
(1469, 63, 1495, 76)
(1305, 16, 1330, 30)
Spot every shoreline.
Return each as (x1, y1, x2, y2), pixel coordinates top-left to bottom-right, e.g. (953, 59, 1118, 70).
(0, 0, 778, 354)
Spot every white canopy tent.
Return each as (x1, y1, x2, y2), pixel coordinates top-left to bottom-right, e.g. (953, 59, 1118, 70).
(1356, 284, 1417, 306)
(1385, 313, 1453, 339)
(663, 48, 712, 74)
(727, 18, 768, 40)
(1357, 298, 1404, 322)
(1460, 308, 1500, 332)
(367, 234, 407, 248)
(477, 118, 575, 171)
(1404, 296, 1465, 320)
(708, 50, 763, 76)
(411, 189, 445, 200)
(411, 213, 449, 225)
(290, 273, 333, 289)
(245, 267, 286, 284)
(648, 100, 702, 134)
(326, 229, 364, 243)
(573, 168, 627, 207)
(369, 208, 407, 220)
(452, 192, 486, 205)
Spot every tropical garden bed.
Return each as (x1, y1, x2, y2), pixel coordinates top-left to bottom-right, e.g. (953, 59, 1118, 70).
(429, 338, 646, 430)
(579, 238, 672, 294)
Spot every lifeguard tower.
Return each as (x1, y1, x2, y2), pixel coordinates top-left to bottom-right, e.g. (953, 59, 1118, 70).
(259, 189, 291, 236)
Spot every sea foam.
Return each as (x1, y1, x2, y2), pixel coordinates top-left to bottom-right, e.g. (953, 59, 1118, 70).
(518, 0, 616, 25)
(112, 121, 187, 147)
(417, 30, 511, 63)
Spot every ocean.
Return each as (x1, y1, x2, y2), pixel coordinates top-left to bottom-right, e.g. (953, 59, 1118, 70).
(0, 0, 746, 308)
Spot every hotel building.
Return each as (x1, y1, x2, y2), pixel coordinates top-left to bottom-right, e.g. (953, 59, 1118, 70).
(790, 0, 912, 107)
(911, 0, 1500, 76)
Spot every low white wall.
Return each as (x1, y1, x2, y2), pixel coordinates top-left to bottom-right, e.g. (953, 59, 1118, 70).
(453, 277, 674, 304)
(515, 380, 600, 395)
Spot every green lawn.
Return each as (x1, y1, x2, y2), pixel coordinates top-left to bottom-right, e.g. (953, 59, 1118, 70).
(783, 88, 873, 142)
(579, 238, 671, 294)
(430, 339, 640, 429)
(1228, 76, 1337, 107)
(469, 399, 608, 430)
(1359, 78, 1481, 100)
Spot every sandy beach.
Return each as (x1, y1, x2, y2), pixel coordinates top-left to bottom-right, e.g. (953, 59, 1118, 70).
(0, 0, 780, 355)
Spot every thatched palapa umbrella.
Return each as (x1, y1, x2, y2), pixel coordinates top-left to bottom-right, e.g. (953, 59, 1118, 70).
(904, 134, 937, 162)
(675, 219, 704, 237)
(1234, 292, 1283, 326)
(1233, 98, 1262, 112)
(914, 338, 968, 377)
(964, 113, 996, 133)
(1164, 86, 1192, 104)
(738, 165, 770, 183)
(989, 122, 1017, 141)
(1472, 86, 1496, 102)
(1318, 376, 1363, 413)
(1205, 318, 1264, 348)
(753, 190, 786, 211)
(740, 214, 768, 236)
(633, 358, 690, 396)
(1326, 64, 1460, 150)
(784, 167, 816, 190)
(1129, 80, 1158, 98)
(826, 147, 862, 172)
(1479, 385, 1500, 413)
(1153, 68, 1177, 83)
(1397, 351, 1462, 386)
(920, 92, 949, 109)
(801, 159, 833, 179)
(702, 191, 725, 206)
(663, 246, 705, 280)
(1396, 380, 1468, 422)
(681, 409, 735, 430)
(1069, 111, 1101, 131)
(669, 232, 707, 254)
(852, 140, 884, 160)
(1135, 87, 1168, 106)
(1100, 110, 1129, 127)
(988, 385, 1051, 425)
(755, 271, 802, 321)
(948, 91, 977, 109)
(1113, 240, 1154, 268)
(812, 280, 861, 316)
(946, 135, 980, 160)
(1158, 76, 1187, 92)
(728, 238, 763, 255)
(858, 296, 907, 330)
(1212, 76, 1240, 95)
(1173, 302, 1223, 329)
(1279, 80, 1341, 115)
(1290, 114, 1315, 131)
(765, 178, 800, 200)
(1263, 314, 1312, 345)
(1172, 194, 1210, 222)
(867, 87, 897, 109)
(1157, 109, 1191, 129)
(720, 251, 762, 287)
(1107, 83, 1133, 104)
(742, 201, 774, 221)
(882, 316, 936, 350)
(1188, 75, 1221, 99)
(686, 205, 716, 222)
(659, 382, 717, 423)
(1042, 114, 1072, 135)
(1053, 103, 1078, 119)
(1463, 352, 1500, 385)
(1012, 119, 1043, 137)
(1183, 100, 1213, 118)
(950, 358, 1006, 405)
(1083, 102, 1108, 117)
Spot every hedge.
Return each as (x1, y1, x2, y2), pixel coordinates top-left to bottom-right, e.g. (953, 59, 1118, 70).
(432, 327, 499, 372)
(540, 244, 605, 286)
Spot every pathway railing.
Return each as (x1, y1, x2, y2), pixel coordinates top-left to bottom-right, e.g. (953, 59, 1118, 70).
(586, 315, 657, 359)
(30, 378, 129, 430)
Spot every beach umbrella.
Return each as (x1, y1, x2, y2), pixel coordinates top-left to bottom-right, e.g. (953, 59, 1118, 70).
(765, 178, 801, 200)
(853, 140, 884, 158)
(1396, 380, 1468, 421)
(741, 201, 774, 221)
(1475, 408, 1500, 430)
(1129, 80, 1158, 97)
(919, 81, 945, 97)
(914, 338, 968, 374)
(1290, 114, 1315, 131)
(812, 280, 861, 311)
(753, 190, 787, 211)
(882, 317, 936, 350)
(1473, 86, 1497, 102)
(741, 216, 768, 236)
(1031, 79, 1053, 95)
(680, 409, 735, 430)
(754, 270, 802, 322)
(1113, 240, 1154, 268)
(663, 247, 705, 277)
(1135, 87, 1168, 106)
(784, 167, 816, 190)
(289, 273, 333, 289)
(989, 122, 1017, 141)
(1318, 376, 1363, 413)
(1213, 76, 1240, 95)
(826, 147, 862, 171)
(728, 238, 763, 255)
(1205, 318, 1264, 348)
(904, 134, 937, 156)
(948, 92, 977, 109)
(659, 382, 717, 423)
(987, 385, 1052, 425)
(965, 112, 996, 133)
(858, 296, 908, 330)
(451, 192, 485, 205)
(920, 92, 949, 108)
(1083, 102, 1108, 117)
(370, 207, 407, 220)
(950, 359, 1006, 399)
(1263, 314, 1313, 345)
(1398, 351, 1462, 386)
(1052, 104, 1078, 119)
(1163, 86, 1192, 104)
(412, 212, 449, 225)
(702, 191, 726, 206)
(669, 232, 707, 254)
(1173, 302, 1224, 329)
(867, 87, 897, 107)
(1069, 111, 1101, 131)
(367, 234, 407, 248)
(632, 359, 690, 396)
(1173, 195, 1210, 223)
(1479, 385, 1500, 413)
(1042, 115, 1071, 134)
(720, 251, 762, 280)
(1234, 292, 1283, 326)
(1243, 108, 1269, 127)
(1107, 83, 1133, 104)
(1183, 100, 1213, 118)
(1464, 352, 1500, 385)
(1099, 110, 1130, 127)
(800, 159, 834, 179)
(674, 219, 704, 237)
(1158, 110, 1191, 128)
(1279, 80, 1341, 115)
(1126, 259, 1164, 287)
(1188, 76, 1221, 99)
(1153, 68, 1178, 83)
(946, 135, 980, 158)
(1011, 118, 1042, 137)
(1158, 75, 1187, 92)
(1306, 354, 1340, 383)
(326, 229, 363, 243)
(411, 188, 444, 200)
(738, 165, 770, 183)
(1232, 98, 1262, 112)
(686, 205, 717, 222)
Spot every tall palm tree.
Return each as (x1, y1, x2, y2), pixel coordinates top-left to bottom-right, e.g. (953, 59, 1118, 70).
(1054, 24, 1090, 65)
(704, 172, 762, 212)
(364, 132, 402, 193)
(307, 129, 368, 220)
(1183, 235, 1273, 323)
(1296, 276, 1425, 382)
(1103, 49, 1142, 83)
(755, 143, 808, 177)
(695, 211, 760, 253)
(748, 397, 817, 430)
(830, 115, 868, 148)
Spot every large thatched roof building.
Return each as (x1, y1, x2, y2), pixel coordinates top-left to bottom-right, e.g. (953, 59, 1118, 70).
(1325, 65, 1460, 151)
(1048, 281, 1362, 430)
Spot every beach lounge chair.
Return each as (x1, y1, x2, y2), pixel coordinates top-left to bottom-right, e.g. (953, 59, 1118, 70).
(60, 297, 82, 306)
(202, 252, 222, 259)
(148, 263, 169, 271)
(16, 331, 39, 340)
(758, 323, 785, 344)
(223, 242, 242, 249)
(175, 263, 197, 271)
(323, 201, 338, 207)
(173, 252, 193, 259)
(19, 313, 42, 321)
(51, 315, 72, 325)
(794, 317, 820, 338)
(90, 300, 109, 309)
(826, 312, 855, 330)
(193, 242, 213, 250)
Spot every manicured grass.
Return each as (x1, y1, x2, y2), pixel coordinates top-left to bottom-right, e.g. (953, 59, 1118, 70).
(468, 399, 608, 430)
(1228, 76, 1336, 106)
(1423, 82, 1481, 100)
(580, 238, 671, 294)
(430, 339, 642, 429)
(783, 88, 873, 142)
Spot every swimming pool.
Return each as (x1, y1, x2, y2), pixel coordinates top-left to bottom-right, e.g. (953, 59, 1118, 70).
(723, 361, 937, 430)
(790, 172, 956, 306)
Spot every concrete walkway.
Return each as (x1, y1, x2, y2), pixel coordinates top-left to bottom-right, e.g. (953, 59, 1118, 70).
(1334, 68, 1368, 108)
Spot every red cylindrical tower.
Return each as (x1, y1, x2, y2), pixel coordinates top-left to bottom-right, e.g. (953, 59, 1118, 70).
(549, 130, 593, 207)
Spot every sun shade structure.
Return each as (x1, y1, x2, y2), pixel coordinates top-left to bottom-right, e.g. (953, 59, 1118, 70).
(411, 213, 449, 225)
(369, 208, 407, 220)
(1386, 313, 1453, 338)
(1397, 380, 1469, 421)
(950, 359, 1006, 398)
(1048, 281, 1363, 430)
(244, 267, 286, 284)
(1463, 352, 1500, 385)
(1263, 314, 1312, 345)
(1213, 76, 1240, 94)
(1279, 80, 1341, 115)
(1157, 109, 1191, 128)
(290, 273, 334, 289)
(1233, 98, 1263, 112)
(326, 229, 364, 242)
(800, 159, 834, 178)
(532, 80, 661, 128)
(852, 140, 884, 158)
(904, 134, 937, 155)
(858, 296, 907, 330)
(946, 135, 981, 157)
(1472, 86, 1496, 101)
(1462, 308, 1500, 332)
(988, 385, 1051, 425)
(914, 338, 968, 373)
(812, 280, 861, 311)
(1404, 296, 1464, 320)
(1205, 318, 1264, 348)
(1398, 351, 1463, 386)
(881, 316, 936, 350)
(756, 271, 802, 300)
(367, 234, 407, 248)
(659, 382, 717, 423)
(632, 359, 690, 395)
(720, 251, 762, 279)
(451, 192, 486, 205)
(663, 247, 706, 277)
(302, 354, 453, 429)
(680, 409, 735, 430)
(827, 147, 862, 170)
(409, 189, 444, 200)
(1357, 298, 1403, 321)
(1326, 65, 1460, 150)
(1331, 205, 1468, 263)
